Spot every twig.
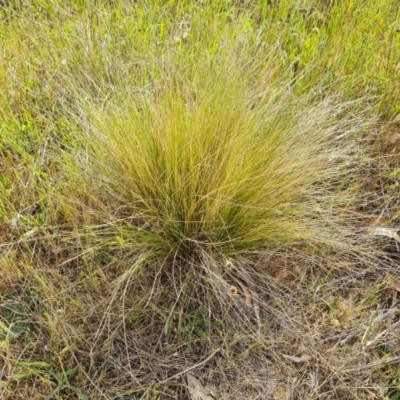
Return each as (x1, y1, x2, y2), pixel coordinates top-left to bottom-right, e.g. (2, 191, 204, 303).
(158, 349, 220, 385)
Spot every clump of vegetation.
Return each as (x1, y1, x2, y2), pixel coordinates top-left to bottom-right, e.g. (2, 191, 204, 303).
(69, 56, 366, 261)
(1, 1, 400, 399)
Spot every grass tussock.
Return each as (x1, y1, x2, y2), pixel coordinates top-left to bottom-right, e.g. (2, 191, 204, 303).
(1, 1, 400, 399)
(69, 58, 369, 260)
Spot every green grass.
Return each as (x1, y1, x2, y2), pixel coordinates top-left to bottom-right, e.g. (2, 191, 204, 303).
(1, 1, 400, 399)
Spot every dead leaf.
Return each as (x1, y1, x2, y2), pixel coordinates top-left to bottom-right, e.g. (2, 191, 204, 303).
(236, 281, 252, 306)
(187, 373, 219, 400)
(283, 354, 311, 363)
(368, 226, 400, 243)
(386, 272, 400, 292)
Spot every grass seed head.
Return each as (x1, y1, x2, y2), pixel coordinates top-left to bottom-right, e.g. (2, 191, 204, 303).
(229, 286, 238, 296)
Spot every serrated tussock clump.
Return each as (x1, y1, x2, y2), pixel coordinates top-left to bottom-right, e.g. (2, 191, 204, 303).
(67, 53, 368, 262)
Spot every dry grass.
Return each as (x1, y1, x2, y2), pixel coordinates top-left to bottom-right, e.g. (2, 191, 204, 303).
(1, 1, 400, 399)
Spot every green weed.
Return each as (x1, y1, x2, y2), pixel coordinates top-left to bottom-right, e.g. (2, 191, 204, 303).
(10, 361, 87, 400)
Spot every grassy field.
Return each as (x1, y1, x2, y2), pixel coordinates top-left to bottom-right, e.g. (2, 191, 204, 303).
(1, 1, 400, 399)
